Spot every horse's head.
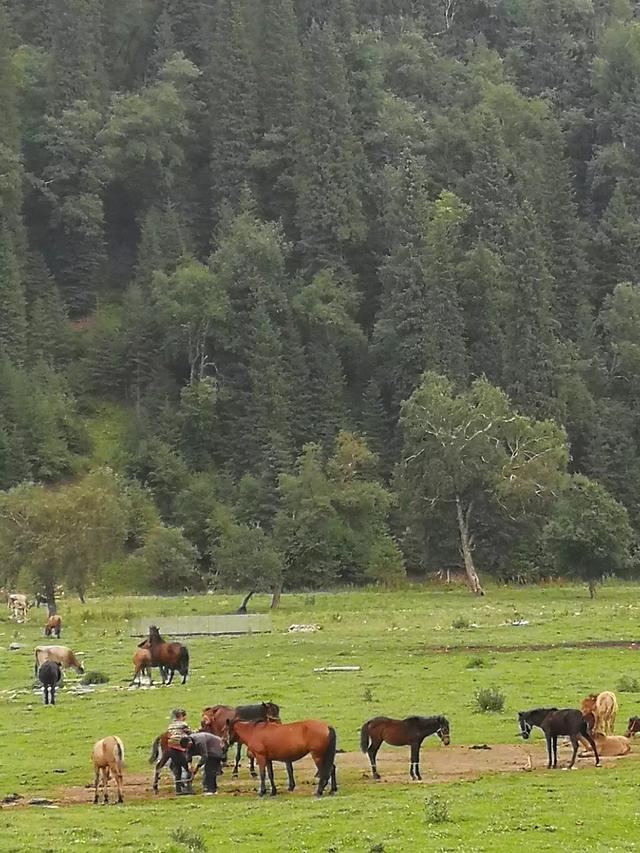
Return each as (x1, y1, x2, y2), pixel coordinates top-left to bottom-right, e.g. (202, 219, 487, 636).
(437, 717, 450, 746)
(624, 716, 640, 738)
(262, 701, 281, 722)
(580, 694, 598, 714)
(517, 711, 533, 740)
(148, 625, 162, 641)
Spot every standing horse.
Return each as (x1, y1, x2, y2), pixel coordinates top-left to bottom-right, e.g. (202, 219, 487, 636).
(518, 708, 600, 769)
(580, 691, 618, 736)
(146, 626, 189, 685)
(38, 660, 62, 705)
(360, 715, 450, 780)
(229, 719, 337, 797)
(91, 736, 125, 804)
(201, 702, 281, 777)
(44, 615, 62, 638)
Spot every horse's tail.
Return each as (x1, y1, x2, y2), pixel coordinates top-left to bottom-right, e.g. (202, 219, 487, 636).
(179, 646, 189, 675)
(149, 736, 160, 764)
(115, 737, 125, 768)
(320, 726, 337, 783)
(360, 721, 370, 753)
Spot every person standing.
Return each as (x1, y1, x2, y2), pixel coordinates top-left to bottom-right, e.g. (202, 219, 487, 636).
(167, 708, 194, 795)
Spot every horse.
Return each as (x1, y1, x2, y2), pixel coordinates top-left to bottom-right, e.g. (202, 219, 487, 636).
(91, 736, 125, 804)
(228, 719, 337, 797)
(578, 732, 631, 757)
(34, 645, 84, 676)
(38, 660, 62, 705)
(146, 626, 189, 685)
(359, 715, 450, 781)
(580, 691, 618, 736)
(44, 615, 62, 638)
(201, 702, 281, 777)
(624, 716, 640, 738)
(130, 647, 166, 686)
(517, 708, 600, 769)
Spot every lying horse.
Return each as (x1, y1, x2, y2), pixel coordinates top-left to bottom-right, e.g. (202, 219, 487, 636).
(146, 626, 189, 685)
(580, 691, 618, 736)
(34, 645, 84, 676)
(44, 615, 62, 638)
(92, 736, 125, 804)
(201, 702, 281, 777)
(38, 660, 62, 705)
(578, 732, 631, 757)
(518, 708, 600, 769)
(360, 715, 450, 781)
(229, 718, 337, 797)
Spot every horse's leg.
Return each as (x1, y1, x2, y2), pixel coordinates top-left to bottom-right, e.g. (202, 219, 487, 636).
(266, 760, 277, 796)
(285, 761, 295, 792)
(115, 764, 124, 803)
(93, 766, 100, 804)
(102, 767, 110, 804)
(414, 741, 423, 781)
(545, 734, 553, 769)
(51, 683, 55, 705)
(153, 751, 168, 793)
(584, 731, 601, 767)
(329, 763, 337, 794)
(256, 757, 267, 797)
(232, 742, 242, 777)
(312, 753, 330, 797)
(568, 736, 579, 769)
(367, 739, 381, 780)
(552, 736, 558, 769)
(166, 667, 175, 685)
(249, 752, 257, 778)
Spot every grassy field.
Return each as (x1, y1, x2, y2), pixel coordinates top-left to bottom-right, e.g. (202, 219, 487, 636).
(3, 583, 640, 852)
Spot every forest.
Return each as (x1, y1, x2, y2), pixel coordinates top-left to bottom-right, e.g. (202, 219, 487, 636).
(1, 0, 640, 602)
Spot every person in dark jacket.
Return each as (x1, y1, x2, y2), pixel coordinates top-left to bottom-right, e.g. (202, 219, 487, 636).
(185, 732, 227, 794)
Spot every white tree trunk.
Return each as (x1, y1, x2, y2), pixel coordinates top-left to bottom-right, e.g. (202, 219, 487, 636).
(455, 496, 484, 595)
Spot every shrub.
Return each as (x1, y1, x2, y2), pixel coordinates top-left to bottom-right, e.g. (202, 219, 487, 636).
(363, 687, 374, 703)
(81, 671, 109, 685)
(171, 829, 207, 852)
(424, 793, 449, 824)
(617, 675, 640, 693)
(466, 656, 486, 669)
(451, 615, 470, 629)
(475, 686, 505, 712)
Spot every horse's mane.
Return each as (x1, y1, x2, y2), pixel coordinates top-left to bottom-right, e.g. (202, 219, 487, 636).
(407, 715, 448, 726)
(521, 707, 558, 716)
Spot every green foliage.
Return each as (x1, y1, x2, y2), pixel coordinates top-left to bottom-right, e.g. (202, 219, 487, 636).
(424, 793, 450, 824)
(617, 675, 639, 692)
(81, 670, 109, 685)
(129, 524, 199, 592)
(474, 686, 506, 713)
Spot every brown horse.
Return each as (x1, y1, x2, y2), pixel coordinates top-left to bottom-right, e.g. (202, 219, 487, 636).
(625, 716, 640, 738)
(201, 702, 281, 777)
(360, 715, 450, 780)
(149, 731, 191, 793)
(146, 626, 189, 685)
(91, 736, 125, 804)
(44, 614, 61, 638)
(229, 719, 337, 797)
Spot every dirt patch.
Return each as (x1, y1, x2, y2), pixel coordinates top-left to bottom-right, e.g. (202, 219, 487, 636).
(5, 743, 630, 809)
(426, 640, 640, 653)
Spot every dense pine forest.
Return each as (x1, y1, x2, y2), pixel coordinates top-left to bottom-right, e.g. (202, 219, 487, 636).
(1, 0, 640, 602)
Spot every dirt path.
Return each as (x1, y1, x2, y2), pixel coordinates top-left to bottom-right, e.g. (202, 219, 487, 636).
(5, 743, 630, 808)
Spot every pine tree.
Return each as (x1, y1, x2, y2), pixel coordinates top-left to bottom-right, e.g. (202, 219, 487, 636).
(46, 0, 106, 111)
(0, 232, 27, 365)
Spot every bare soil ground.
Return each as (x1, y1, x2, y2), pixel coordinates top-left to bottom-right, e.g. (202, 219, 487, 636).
(6, 742, 629, 808)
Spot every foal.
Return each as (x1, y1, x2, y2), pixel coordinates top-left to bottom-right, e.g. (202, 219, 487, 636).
(360, 715, 450, 780)
(518, 708, 600, 769)
(91, 736, 125, 804)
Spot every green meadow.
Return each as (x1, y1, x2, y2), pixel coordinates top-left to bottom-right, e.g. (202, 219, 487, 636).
(3, 584, 640, 852)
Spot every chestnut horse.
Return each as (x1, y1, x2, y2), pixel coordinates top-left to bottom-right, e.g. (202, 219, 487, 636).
(149, 731, 193, 793)
(360, 715, 450, 780)
(201, 702, 281, 777)
(146, 626, 189, 685)
(44, 614, 61, 638)
(228, 719, 337, 797)
(92, 736, 125, 804)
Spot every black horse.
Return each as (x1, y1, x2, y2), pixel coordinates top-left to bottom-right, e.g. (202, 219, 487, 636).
(360, 715, 450, 780)
(518, 708, 600, 769)
(38, 660, 62, 705)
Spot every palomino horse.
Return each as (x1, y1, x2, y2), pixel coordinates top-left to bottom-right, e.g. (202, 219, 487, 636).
(38, 660, 62, 705)
(228, 719, 337, 797)
(34, 645, 84, 676)
(580, 691, 618, 736)
(518, 708, 600, 769)
(92, 736, 125, 804)
(201, 702, 281, 777)
(360, 715, 450, 780)
(146, 626, 189, 685)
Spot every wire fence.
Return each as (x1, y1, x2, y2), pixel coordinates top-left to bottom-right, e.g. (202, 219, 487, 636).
(129, 614, 272, 637)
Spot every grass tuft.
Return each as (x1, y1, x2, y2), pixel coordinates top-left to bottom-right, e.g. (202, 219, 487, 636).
(475, 686, 505, 712)
(425, 793, 450, 823)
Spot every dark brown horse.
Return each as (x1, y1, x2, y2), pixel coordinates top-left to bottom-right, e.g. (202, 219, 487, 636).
(146, 626, 189, 685)
(518, 708, 600, 769)
(360, 715, 450, 780)
(201, 702, 281, 777)
(624, 716, 640, 738)
(229, 719, 337, 797)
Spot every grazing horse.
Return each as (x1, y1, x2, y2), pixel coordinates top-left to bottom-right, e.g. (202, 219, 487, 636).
(201, 702, 281, 777)
(360, 715, 450, 781)
(44, 615, 62, 638)
(34, 645, 84, 676)
(624, 716, 640, 738)
(580, 691, 618, 736)
(229, 719, 337, 797)
(91, 736, 125, 804)
(146, 626, 189, 685)
(38, 660, 62, 705)
(518, 708, 600, 769)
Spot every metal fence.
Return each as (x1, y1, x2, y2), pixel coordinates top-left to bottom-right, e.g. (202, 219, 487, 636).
(129, 614, 272, 637)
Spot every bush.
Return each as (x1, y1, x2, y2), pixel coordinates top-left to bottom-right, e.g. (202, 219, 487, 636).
(475, 686, 505, 712)
(424, 793, 449, 824)
(451, 616, 470, 629)
(466, 656, 486, 669)
(81, 671, 109, 685)
(171, 829, 207, 852)
(617, 675, 640, 693)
